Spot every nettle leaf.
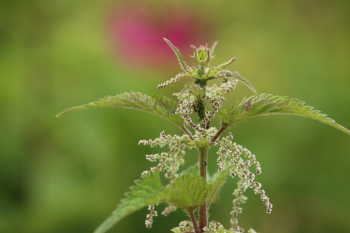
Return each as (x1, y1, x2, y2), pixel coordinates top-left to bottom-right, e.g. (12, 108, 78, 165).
(56, 92, 184, 128)
(152, 94, 178, 114)
(95, 171, 213, 233)
(180, 163, 199, 177)
(94, 171, 164, 233)
(209, 41, 219, 56)
(221, 70, 258, 95)
(219, 93, 350, 135)
(207, 170, 229, 207)
(179, 164, 228, 208)
(160, 175, 213, 212)
(163, 38, 189, 71)
(171, 227, 183, 233)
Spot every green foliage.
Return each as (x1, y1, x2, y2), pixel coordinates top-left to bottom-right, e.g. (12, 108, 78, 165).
(219, 93, 350, 135)
(161, 175, 213, 213)
(180, 164, 199, 177)
(209, 41, 218, 56)
(171, 227, 182, 233)
(179, 163, 230, 206)
(219, 70, 257, 95)
(207, 170, 229, 207)
(227, 71, 258, 95)
(94, 167, 213, 233)
(93, 171, 164, 233)
(56, 92, 184, 128)
(163, 38, 188, 71)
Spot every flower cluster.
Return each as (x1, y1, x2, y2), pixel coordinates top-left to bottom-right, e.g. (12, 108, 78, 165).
(214, 132, 271, 232)
(203, 220, 224, 232)
(145, 204, 158, 229)
(161, 204, 177, 216)
(215, 132, 261, 174)
(157, 71, 194, 89)
(139, 131, 191, 178)
(139, 127, 220, 178)
(202, 220, 258, 233)
(182, 84, 269, 232)
(174, 92, 202, 132)
(177, 220, 194, 232)
(201, 78, 238, 128)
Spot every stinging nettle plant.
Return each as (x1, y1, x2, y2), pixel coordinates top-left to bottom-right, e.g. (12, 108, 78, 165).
(57, 38, 350, 233)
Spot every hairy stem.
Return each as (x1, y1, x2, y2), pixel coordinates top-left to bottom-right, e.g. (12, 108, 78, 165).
(196, 98, 206, 124)
(189, 211, 200, 233)
(198, 147, 208, 231)
(194, 80, 207, 128)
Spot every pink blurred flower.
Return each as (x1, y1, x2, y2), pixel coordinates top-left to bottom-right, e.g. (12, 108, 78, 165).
(107, 3, 213, 70)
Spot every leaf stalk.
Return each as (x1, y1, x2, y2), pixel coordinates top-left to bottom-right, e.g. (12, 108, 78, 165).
(211, 124, 228, 145)
(189, 211, 200, 233)
(182, 126, 194, 140)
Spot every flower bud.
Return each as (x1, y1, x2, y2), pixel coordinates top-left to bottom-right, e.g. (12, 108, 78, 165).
(191, 45, 211, 66)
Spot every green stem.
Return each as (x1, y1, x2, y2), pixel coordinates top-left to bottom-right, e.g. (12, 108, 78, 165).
(196, 98, 206, 123)
(198, 147, 208, 232)
(196, 79, 209, 232)
(194, 79, 207, 127)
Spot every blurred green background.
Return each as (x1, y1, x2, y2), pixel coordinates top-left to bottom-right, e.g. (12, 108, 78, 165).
(1, 0, 350, 232)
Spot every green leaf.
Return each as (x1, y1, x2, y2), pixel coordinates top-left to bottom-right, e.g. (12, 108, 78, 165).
(179, 164, 228, 208)
(94, 171, 212, 233)
(210, 41, 219, 56)
(180, 163, 199, 177)
(171, 227, 182, 233)
(160, 175, 213, 212)
(222, 70, 257, 95)
(163, 38, 189, 71)
(151, 94, 178, 114)
(94, 171, 164, 233)
(56, 92, 184, 128)
(219, 93, 350, 135)
(207, 170, 229, 207)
